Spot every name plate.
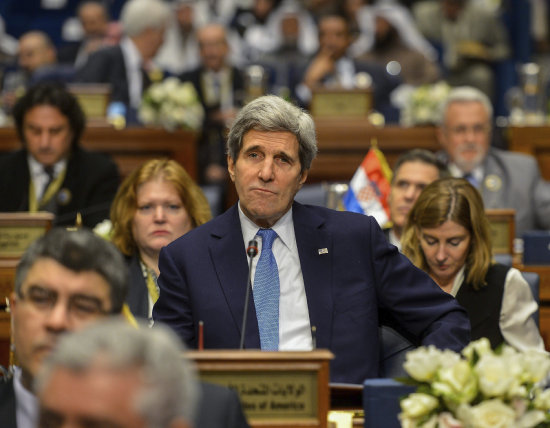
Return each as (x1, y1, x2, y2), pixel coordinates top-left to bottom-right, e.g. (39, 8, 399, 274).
(485, 209, 515, 255)
(68, 84, 111, 122)
(188, 349, 333, 428)
(0, 212, 54, 258)
(311, 89, 372, 118)
(202, 370, 318, 420)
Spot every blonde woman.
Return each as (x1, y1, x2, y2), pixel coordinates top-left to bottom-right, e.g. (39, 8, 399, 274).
(402, 177, 544, 351)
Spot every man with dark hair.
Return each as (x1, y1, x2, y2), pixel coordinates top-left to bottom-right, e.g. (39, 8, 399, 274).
(1, 228, 128, 428)
(0, 81, 120, 228)
(0, 227, 250, 428)
(294, 13, 402, 122)
(385, 149, 448, 250)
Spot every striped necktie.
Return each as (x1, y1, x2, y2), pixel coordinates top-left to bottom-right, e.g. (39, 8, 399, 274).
(253, 228, 280, 351)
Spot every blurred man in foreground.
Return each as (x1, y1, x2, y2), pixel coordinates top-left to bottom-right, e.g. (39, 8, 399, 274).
(36, 319, 196, 428)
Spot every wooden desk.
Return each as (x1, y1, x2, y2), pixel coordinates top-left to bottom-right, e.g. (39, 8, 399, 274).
(310, 119, 439, 183)
(0, 125, 198, 180)
(507, 126, 550, 181)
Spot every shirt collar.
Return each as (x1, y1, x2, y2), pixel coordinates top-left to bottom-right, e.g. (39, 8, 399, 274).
(450, 265, 466, 297)
(27, 155, 67, 178)
(448, 163, 484, 184)
(238, 203, 294, 251)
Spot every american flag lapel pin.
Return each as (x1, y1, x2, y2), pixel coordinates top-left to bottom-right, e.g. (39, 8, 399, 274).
(318, 248, 328, 255)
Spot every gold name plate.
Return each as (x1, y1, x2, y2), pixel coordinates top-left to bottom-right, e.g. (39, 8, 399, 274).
(310, 89, 372, 118)
(188, 349, 333, 428)
(0, 212, 54, 258)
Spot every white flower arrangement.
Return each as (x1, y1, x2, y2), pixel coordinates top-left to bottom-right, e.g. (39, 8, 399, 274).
(399, 338, 550, 428)
(400, 81, 451, 127)
(139, 77, 204, 131)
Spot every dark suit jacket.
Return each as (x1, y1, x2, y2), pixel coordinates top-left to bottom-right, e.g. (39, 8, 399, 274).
(196, 382, 250, 428)
(76, 45, 130, 106)
(126, 254, 149, 319)
(0, 148, 120, 228)
(0, 377, 16, 428)
(180, 65, 245, 183)
(153, 202, 470, 384)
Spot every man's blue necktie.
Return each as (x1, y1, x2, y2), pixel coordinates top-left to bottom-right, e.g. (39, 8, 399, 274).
(463, 172, 479, 188)
(253, 228, 280, 351)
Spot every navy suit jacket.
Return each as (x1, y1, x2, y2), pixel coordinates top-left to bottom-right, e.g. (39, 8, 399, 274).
(153, 202, 470, 384)
(126, 254, 150, 320)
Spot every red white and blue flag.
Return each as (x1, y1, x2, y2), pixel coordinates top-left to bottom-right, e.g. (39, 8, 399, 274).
(342, 145, 393, 227)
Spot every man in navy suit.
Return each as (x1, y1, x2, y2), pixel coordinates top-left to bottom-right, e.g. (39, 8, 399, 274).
(153, 95, 470, 384)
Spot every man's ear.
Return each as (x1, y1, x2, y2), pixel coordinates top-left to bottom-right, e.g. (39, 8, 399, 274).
(298, 169, 309, 188)
(227, 155, 235, 182)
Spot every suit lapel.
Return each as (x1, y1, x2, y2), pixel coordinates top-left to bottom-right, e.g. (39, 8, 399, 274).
(209, 206, 261, 349)
(293, 203, 333, 350)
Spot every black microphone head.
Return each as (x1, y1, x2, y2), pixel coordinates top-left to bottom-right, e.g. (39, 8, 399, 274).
(246, 239, 259, 258)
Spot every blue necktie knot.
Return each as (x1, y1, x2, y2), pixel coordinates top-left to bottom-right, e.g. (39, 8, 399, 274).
(257, 228, 276, 249)
(253, 228, 280, 351)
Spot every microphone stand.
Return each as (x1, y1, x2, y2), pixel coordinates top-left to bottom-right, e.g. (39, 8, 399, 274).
(240, 239, 258, 349)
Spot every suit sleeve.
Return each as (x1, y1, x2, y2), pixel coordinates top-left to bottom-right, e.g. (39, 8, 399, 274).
(82, 154, 120, 228)
(153, 245, 196, 347)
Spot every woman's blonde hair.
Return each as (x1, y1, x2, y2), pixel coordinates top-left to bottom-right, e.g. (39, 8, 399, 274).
(110, 159, 212, 256)
(401, 177, 492, 288)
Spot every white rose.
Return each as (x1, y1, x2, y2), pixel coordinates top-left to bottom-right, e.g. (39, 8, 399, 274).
(520, 349, 550, 384)
(475, 354, 517, 398)
(461, 338, 492, 362)
(178, 82, 199, 105)
(533, 388, 550, 411)
(138, 104, 158, 125)
(400, 392, 439, 419)
(516, 410, 546, 428)
(459, 399, 516, 428)
(437, 411, 463, 428)
(432, 360, 478, 405)
(148, 83, 166, 103)
(163, 76, 180, 93)
(403, 346, 448, 382)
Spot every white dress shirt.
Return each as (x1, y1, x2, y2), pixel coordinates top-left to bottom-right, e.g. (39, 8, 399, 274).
(238, 204, 313, 350)
(119, 37, 143, 109)
(13, 367, 38, 428)
(28, 155, 67, 201)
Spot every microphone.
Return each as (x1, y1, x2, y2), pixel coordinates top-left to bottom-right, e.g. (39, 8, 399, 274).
(239, 238, 259, 349)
